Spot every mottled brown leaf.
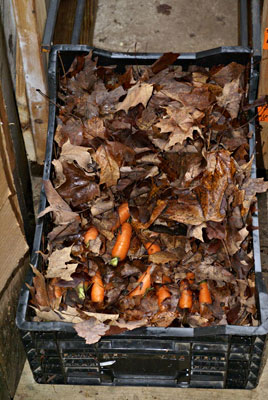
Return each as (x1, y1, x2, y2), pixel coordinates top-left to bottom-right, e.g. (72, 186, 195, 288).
(211, 62, 245, 87)
(95, 144, 120, 187)
(194, 150, 235, 222)
(217, 78, 242, 119)
(116, 82, 153, 112)
(151, 52, 179, 74)
(38, 180, 80, 225)
(195, 259, 235, 283)
(148, 251, 180, 264)
(164, 195, 204, 225)
(60, 140, 93, 171)
(132, 199, 168, 229)
(31, 266, 50, 308)
(241, 178, 268, 217)
(84, 116, 106, 139)
(46, 246, 78, 281)
(57, 162, 100, 207)
(74, 318, 109, 344)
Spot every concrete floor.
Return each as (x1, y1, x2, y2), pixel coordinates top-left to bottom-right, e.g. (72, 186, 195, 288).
(93, 0, 239, 53)
(15, 1, 268, 398)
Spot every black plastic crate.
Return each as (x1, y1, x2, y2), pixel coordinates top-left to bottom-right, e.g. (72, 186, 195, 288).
(16, 44, 268, 389)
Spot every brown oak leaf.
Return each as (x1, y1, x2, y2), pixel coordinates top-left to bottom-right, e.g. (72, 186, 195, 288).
(38, 180, 79, 225)
(116, 82, 153, 113)
(194, 150, 235, 222)
(74, 318, 109, 344)
(46, 246, 78, 281)
(59, 140, 93, 171)
(95, 144, 120, 187)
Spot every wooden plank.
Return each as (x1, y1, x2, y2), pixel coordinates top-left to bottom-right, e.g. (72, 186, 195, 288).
(33, 0, 47, 45)
(15, 40, 36, 162)
(0, 29, 35, 243)
(53, 0, 95, 45)
(0, 0, 17, 89)
(258, 0, 268, 170)
(0, 150, 11, 212)
(33, 0, 48, 71)
(53, 0, 77, 44)
(12, 0, 48, 164)
(80, 0, 97, 45)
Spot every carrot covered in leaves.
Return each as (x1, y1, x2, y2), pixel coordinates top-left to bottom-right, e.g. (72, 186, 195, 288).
(84, 226, 98, 245)
(157, 275, 171, 311)
(50, 278, 65, 299)
(112, 202, 130, 231)
(111, 222, 132, 266)
(179, 279, 193, 309)
(129, 266, 152, 297)
(186, 272, 195, 285)
(145, 242, 161, 255)
(199, 280, 212, 312)
(91, 271, 105, 302)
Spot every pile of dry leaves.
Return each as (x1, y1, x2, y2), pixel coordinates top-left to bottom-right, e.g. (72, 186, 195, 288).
(29, 52, 268, 344)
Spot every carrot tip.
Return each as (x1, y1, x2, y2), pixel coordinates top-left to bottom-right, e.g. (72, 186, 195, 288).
(110, 257, 119, 267)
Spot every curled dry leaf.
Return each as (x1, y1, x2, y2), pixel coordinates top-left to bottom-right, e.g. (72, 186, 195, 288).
(88, 236, 102, 255)
(188, 223, 206, 242)
(74, 318, 110, 344)
(195, 260, 235, 283)
(31, 266, 50, 309)
(217, 78, 242, 119)
(95, 144, 120, 187)
(38, 180, 79, 225)
(132, 199, 168, 230)
(110, 318, 148, 330)
(116, 82, 153, 113)
(56, 162, 100, 207)
(46, 246, 78, 281)
(34, 306, 84, 323)
(59, 139, 93, 171)
(148, 251, 182, 264)
(194, 150, 235, 222)
(211, 62, 245, 87)
(164, 195, 205, 225)
(84, 116, 106, 139)
(82, 312, 119, 323)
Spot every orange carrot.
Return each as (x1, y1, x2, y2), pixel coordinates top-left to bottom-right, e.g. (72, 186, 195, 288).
(110, 222, 132, 266)
(199, 281, 212, 306)
(54, 286, 64, 298)
(179, 279, 193, 309)
(186, 272, 195, 285)
(50, 278, 65, 298)
(112, 202, 130, 231)
(84, 226, 98, 245)
(157, 275, 171, 310)
(91, 271, 105, 302)
(145, 242, 161, 255)
(129, 266, 151, 297)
